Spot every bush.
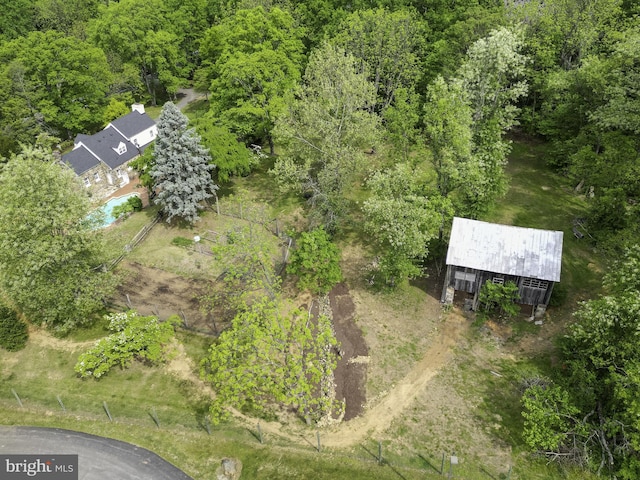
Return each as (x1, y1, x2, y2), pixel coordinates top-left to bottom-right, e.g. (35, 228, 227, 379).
(171, 236, 194, 247)
(478, 280, 520, 319)
(0, 305, 28, 351)
(74, 311, 179, 378)
(112, 196, 143, 220)
(548, 283, 568, 307)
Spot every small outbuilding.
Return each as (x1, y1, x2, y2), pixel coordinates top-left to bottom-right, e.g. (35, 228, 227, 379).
(441, 217, 563, 313)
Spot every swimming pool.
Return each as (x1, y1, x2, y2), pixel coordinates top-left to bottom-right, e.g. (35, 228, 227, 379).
(92, 193, 141, 228)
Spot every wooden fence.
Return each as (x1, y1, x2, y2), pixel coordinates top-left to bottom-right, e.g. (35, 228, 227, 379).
(106, 212, 162, 271)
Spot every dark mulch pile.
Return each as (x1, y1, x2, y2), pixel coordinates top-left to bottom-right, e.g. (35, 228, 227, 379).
(329, 282, 368, 421)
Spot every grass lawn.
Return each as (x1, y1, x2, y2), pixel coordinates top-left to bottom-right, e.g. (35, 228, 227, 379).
(0, 135, 609, 479)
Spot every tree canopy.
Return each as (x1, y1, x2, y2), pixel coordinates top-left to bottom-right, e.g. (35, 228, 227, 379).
(0, 147, 116, 333)
(272, 43, 380, 231)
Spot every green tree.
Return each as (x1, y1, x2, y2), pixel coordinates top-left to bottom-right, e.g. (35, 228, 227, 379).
(423, 76, 474, 201)
(151, 102, 217, 224)
(521, 383, 582, 451)
(287, 228, 342, 295)
(201, 297, 340, 424)
(272, 43, 380, 231)
(199, 6, 305, 153)
(0, 147, 116, 333)
(362, 163, 450, 286)
(0, 30, 112, 139)
(457, 27, 528, 216)
(522, 247, 640, 476)
(128, 143, 154, 189)
(478, 280, 520, 319)
(382, 87, 422, 163)
(205, 220, 280, 323)
(102, 98, 131, 125)
(0, 0, 36, 41)
(88, 0, 184, 105)
(34, 0, 100, 37)
(331, 8, 426, 112)
(192, 117, 255, 183)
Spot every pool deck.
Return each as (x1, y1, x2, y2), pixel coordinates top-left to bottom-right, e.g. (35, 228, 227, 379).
(104, 173, 150, 207)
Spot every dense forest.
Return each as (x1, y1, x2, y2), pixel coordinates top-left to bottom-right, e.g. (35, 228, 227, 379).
(1, 0, 640, 476)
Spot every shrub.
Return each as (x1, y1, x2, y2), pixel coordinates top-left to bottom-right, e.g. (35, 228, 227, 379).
(112, 196, 143, 219)
(75, 311, 179, 378)
(0, 305, 28, 351)
(478, 280, 520, 319)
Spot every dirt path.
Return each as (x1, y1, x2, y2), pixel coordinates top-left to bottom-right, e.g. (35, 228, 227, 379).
(320, 309, 468, 448)
(203, 309, 470, 449)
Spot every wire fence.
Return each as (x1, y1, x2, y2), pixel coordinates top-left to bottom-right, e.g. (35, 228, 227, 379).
(1, 391, 515, 480)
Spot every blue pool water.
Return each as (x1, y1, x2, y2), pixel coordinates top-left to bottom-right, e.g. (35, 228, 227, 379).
(92, 193, 141, 228)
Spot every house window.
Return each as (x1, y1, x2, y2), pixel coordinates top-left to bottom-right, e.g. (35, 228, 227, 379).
(116, 168, 123, 178)
(83, 177, 91, 187)
(94, 172, 101, 182)
(522, 278, 548, 290)
(492, 277, 504, 285)
(454, 271, 476, 282)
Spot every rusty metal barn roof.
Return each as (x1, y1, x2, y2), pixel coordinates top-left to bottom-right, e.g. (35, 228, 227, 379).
(446, 217, 563, 282)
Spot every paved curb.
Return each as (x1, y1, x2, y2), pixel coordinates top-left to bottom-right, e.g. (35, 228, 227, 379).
(0, 426, 194, 480)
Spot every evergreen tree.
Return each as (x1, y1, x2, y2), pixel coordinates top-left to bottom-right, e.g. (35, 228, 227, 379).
(151, 102, 217, 224)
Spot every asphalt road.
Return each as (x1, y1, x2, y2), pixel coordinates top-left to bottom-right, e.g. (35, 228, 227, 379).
(0, 426, 193, 480)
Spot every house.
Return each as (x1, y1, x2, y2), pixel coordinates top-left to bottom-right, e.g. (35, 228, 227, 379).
(61, 104, 157, 199)
(441, 217, 563, 315)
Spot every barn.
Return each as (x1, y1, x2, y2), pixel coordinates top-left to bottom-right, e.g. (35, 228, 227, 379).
(441, 217, 564, 314)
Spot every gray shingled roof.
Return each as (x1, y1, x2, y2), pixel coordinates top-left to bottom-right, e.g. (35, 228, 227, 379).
(446, 217, 563, 282)
(109, 111, 155, 139)
(78, 126, 138, 169)
(61, 146, 100, 175)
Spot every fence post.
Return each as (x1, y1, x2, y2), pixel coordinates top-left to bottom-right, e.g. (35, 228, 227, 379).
(257, 422, 263, 444)
(441, 453, 445, 475)
(56, 395, 66, 412)
(204, 416, 211, 435)
(378, 442, 382, 465)
(507, 465, 512, 480)
(316, 431, 321, 453)
(103, 401, 113, 422)
(150, 407, 160, 428)
(11, 389, 23, 408)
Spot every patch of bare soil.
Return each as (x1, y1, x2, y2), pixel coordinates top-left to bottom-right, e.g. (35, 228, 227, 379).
(114, 261, 216, 334)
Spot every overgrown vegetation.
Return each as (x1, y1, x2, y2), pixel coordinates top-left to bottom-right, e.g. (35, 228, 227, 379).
(478, 280, 520, 320)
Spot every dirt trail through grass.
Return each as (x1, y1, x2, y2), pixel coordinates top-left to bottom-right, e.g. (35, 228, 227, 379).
(320, 309, 468, 448)
(211, 309, 469, 448)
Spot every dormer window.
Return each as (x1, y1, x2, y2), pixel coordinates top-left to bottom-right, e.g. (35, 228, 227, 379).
(113, 142, 127, 155)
